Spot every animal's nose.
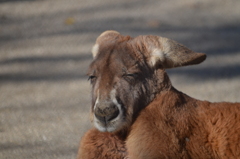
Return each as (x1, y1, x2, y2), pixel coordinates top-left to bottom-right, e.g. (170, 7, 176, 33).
(94, 104, 119, 123)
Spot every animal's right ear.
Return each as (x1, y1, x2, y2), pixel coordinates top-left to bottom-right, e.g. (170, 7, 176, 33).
(91, 30, 120, 58)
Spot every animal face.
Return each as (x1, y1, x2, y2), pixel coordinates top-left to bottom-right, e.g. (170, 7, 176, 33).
(87, 31, 206, 132)
(88, 41, 154, 132)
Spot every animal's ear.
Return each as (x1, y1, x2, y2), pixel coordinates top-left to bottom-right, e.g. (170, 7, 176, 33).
(92, 30, 121, 58)
(136, 35, 206, 69)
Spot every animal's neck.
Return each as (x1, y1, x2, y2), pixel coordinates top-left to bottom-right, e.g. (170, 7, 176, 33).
(154, 87, 195, 111)
(152, 87, 198, 136)
(149, 69, 172, 102)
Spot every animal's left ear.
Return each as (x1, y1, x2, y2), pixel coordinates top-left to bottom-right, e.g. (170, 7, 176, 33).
(135, 35, 206, 69)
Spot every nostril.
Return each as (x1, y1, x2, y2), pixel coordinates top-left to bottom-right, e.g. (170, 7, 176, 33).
(95, 113, 105, 123)
(94, 104, 119, 123)
(106, 107, 119, 122)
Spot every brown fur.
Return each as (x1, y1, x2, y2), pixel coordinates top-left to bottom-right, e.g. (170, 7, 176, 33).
(77, 31, 240, 159)
(127, 88, 240, 159)
(78, 129, 128, 159)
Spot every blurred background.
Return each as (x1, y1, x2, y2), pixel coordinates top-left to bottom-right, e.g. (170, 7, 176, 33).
(0, 0, 239, 158)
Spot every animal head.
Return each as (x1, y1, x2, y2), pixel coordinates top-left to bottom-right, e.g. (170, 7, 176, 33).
(87, 30, 206, 132)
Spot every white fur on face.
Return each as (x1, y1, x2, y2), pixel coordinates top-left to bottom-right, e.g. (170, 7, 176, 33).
(91, 44, 99, 58)
(93, 90, 99, 110)
(93, 89, 124, 132)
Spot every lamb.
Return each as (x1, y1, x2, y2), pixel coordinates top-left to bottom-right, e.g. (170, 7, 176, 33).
(77, 30, 240, 159)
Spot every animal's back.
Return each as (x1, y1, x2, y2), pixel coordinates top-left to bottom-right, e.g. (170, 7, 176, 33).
(187, 101, 240, 158)
(126, 89, 240, 159)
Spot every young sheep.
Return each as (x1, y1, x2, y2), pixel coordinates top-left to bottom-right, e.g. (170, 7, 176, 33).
(78, 30, 240, 159)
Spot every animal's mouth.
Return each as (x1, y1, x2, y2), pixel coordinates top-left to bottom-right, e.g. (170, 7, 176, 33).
(94, 115, 121, 132)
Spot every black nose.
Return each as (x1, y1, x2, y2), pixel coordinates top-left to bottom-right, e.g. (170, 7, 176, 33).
(94, 104, 119, 123)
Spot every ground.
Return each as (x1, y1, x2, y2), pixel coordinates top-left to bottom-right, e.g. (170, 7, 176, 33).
(0, 0, 240, 158)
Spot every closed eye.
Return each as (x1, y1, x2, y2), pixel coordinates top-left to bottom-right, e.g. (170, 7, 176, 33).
(123, 73, 139, 83)
(88, 75, 97, 83)
(125, 74, 135, 77)
(125, 73, 139, 77)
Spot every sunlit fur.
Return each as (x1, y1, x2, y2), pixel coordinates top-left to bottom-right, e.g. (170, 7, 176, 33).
(78, 31, 240, 159)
